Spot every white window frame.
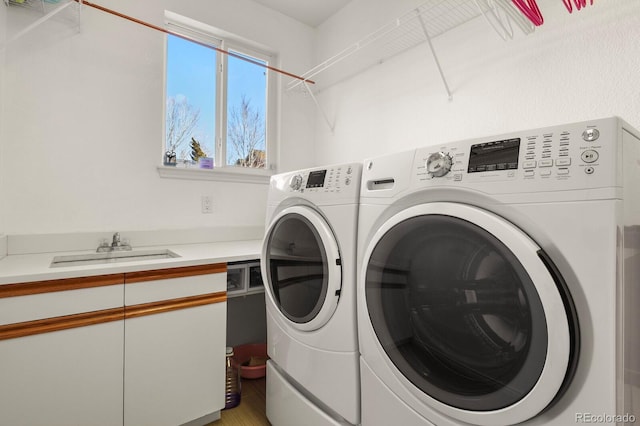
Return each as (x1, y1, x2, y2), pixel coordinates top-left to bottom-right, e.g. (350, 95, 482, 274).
(158, 11, 278, 184)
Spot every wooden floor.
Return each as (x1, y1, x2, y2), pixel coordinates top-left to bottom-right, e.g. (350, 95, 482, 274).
(208, 377, 270, 426)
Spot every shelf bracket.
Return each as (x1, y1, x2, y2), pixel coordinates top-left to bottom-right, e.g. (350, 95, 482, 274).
(303, 81, 335, 134)
(417, 9, 453, 101)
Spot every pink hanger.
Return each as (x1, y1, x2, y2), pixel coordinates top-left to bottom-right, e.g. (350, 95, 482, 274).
(511, 0, 543, 26)
(563, 0, 594, 13)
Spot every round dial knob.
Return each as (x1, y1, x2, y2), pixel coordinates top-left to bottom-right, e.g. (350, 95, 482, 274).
(426, 152, 453, 177)
(289, 174, 303, 191)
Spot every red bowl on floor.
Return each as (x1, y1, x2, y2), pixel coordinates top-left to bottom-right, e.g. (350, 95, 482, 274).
(233, 343, 268, 379)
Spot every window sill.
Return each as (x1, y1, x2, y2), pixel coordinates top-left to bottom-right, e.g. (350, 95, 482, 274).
(157, 166, 273, 184)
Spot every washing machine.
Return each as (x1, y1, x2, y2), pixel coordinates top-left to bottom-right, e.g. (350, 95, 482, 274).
(356, 117, 640, 425)
(261, 162, 362, 425)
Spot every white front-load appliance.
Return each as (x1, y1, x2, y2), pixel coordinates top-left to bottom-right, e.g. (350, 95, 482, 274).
(262, 162, 362, 426)
(357, 117, 640, 426)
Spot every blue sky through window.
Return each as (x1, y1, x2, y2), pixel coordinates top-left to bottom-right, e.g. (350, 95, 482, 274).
(226, 51, 267, 165)
(166, 34, 268, 166)
(166, 35, 216, 158)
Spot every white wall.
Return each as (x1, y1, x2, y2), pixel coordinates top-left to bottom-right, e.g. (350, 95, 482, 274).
(0, 3, 6, 238)
(1, 0, 315, 236)
(312, 0, 640, 164)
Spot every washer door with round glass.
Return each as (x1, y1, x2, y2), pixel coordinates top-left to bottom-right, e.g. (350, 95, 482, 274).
(262, 205, 342, 332)
(362, 202, 579, 426)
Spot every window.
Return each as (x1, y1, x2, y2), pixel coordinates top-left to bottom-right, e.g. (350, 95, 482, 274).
(161, 12, 276, 182)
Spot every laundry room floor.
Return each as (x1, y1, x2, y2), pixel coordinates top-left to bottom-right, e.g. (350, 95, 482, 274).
(207, 377, 270, 425)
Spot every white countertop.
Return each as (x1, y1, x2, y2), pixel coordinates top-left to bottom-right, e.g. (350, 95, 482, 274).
(0, 239, 263, 285)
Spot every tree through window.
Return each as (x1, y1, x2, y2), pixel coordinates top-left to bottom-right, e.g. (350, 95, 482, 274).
(164, 14, 273, 172)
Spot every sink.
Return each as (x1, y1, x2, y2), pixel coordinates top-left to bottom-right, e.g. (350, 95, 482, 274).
(50, 249, 180, 268)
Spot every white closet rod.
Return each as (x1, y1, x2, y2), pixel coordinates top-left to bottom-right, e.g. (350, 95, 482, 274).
(287, 16, 407, 92)
(286, 0, 482, 93)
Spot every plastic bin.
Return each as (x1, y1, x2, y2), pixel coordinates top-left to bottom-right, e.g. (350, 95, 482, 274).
(233, 343, 268, 379)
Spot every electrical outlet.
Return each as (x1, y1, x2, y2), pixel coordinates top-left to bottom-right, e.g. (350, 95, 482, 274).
(201, 195, 213, 214)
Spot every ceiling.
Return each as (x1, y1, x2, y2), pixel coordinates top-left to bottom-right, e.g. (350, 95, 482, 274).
(252, 0, 352, 27)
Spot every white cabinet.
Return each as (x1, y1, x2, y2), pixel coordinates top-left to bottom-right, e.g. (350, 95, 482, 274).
(123, 264, 227, 426)
(0, 274, 125, 426)
(0, 263, 228, 426)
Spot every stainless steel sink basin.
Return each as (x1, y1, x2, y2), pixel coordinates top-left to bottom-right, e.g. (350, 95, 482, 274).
(50, 249, 180, 268)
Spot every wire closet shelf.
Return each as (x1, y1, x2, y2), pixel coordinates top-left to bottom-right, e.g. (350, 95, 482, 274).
(286, 0, 484, 94)
(3, 0, 81, 47)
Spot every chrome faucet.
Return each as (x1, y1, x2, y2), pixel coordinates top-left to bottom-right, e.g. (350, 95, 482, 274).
(97, 232, 132, 252)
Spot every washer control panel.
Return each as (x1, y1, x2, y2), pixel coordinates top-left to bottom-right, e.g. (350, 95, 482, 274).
(413, 118, 618, 190)
(288, 164, 357, 194)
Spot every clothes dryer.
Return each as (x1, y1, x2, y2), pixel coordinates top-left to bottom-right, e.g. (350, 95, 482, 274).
(262, 162, 361, 425)
(357, 117, 640, 425)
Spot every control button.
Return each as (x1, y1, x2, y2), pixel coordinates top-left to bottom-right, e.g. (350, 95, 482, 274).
(581, 150, 599, 163)
(345, 177, 351, 185)
(289, 174, 304, 191)
(523, 160, 537, 169)
(557, 168, 570, 175)
(453, 173, 462, 181)
(524, 170, 535, 177)
(556, 158, 571, 166)
(346, 166, 353, 174)
(539, 159, 553, 167)
(425, 152, 453, 177)
(540, 169, 552, 177)
(507, 170, 516, 178)
(585, 167, 595, 175)
(582, 128, 600, 142)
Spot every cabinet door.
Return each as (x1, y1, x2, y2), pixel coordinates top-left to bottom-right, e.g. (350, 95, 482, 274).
(0, 321, 125, 426)
(123, 264, 227, 426)
(0, 275, 125, 426)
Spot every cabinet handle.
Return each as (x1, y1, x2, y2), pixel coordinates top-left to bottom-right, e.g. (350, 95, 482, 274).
(0, 308, 124, 341)
(125, 264, 227, 283)
(0, 274, 124, 298)
(125, 292, 227, 319)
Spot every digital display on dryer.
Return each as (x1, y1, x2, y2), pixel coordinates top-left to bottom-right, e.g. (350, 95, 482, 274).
(468, 138, 520, 173)
(306, 170, 327, 188)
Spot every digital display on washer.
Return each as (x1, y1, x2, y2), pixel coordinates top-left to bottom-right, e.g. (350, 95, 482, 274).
(306, 170, 327, 188)
(468, 138, 520, 173)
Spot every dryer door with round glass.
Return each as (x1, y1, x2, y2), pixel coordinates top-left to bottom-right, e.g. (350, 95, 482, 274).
(262, 205, 342, 332)
(362, 202, 579, 426)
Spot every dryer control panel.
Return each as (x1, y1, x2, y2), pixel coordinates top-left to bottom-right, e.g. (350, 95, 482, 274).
(411, 117, 625, 193)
